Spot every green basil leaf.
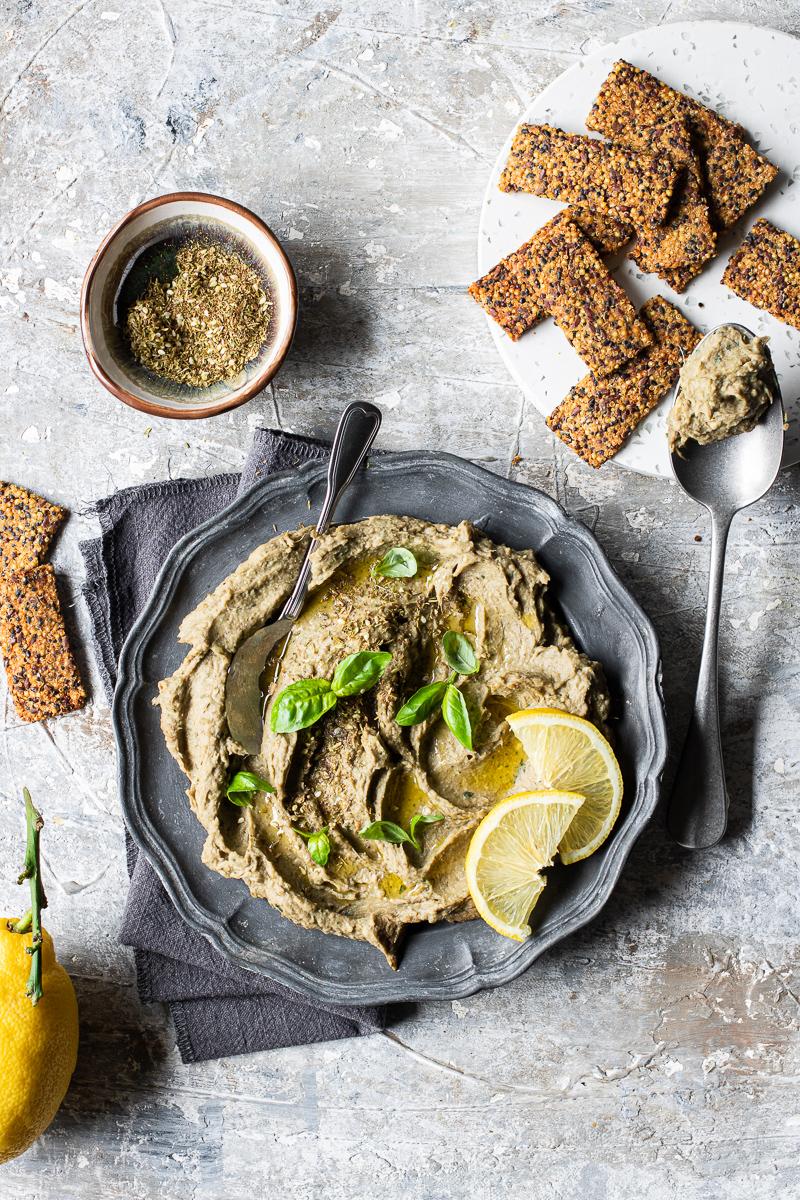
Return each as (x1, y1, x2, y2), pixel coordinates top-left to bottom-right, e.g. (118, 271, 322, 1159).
(270, 679, 337, 733)
(331, 650, 392, 698)
(226, 770, 275, 807)
(408, 810, 444, 851)
(395, 680, 447, 727)
(442, 631, 479, 676)
(309, 830, 331, 866)
(359, 819, 414, 846)
(371, 546, 418, 579)
(293, 825, 331, 867)
(442, 683, 473, 750)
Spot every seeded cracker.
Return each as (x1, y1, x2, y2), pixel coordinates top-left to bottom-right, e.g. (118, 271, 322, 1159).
(499, 124, 678, 227)
(546, 296, 701, 468)
(621, 121, 716, 274)
(469, 209, 632, 339)
(660, 262, 706, 293)
(507, 216, 652, 377)
(586, 60, 777, 230)
(0, 481, 65, 574)
(722, 219, 800, 330)
(469, 251, 546, 341)
(0, 564, 86, 722)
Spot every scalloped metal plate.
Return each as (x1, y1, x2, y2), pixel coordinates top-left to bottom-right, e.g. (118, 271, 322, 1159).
(113, 452, 667, 1005)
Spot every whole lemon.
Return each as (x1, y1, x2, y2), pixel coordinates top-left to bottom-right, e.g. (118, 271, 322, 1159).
(0, 923, 78, 1164)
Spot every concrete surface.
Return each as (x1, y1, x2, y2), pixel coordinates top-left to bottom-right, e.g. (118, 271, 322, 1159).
(0, 1, 798, 1197)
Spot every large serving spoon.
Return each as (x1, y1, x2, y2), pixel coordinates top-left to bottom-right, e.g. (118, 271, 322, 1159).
(667, 323, 785, 849)
(225, 400, 382, 755)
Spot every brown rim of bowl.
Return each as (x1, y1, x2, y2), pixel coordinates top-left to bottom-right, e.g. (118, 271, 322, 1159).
(79, 191, 299, 421)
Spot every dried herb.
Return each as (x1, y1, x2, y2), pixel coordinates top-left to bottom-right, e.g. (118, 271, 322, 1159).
(126, 241, 272, 388)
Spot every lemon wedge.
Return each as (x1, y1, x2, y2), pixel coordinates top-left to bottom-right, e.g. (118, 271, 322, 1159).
(465, 790, 584, 941)
(506, 708, 623, 865)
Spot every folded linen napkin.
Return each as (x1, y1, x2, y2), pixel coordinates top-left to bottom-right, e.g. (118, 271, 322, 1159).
(80, 429, 387, 1062)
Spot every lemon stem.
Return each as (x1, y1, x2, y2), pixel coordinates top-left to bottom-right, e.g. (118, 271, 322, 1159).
(15, 789, 47, 1005)
(10, 910, 32, 934)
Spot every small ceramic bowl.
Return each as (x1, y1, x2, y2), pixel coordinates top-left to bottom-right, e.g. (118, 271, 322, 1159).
(80, 192, 298, 420)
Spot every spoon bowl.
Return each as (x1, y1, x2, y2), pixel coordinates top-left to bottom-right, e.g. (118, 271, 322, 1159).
(671, 323, 785, 516)
(668, 323, 784, 850)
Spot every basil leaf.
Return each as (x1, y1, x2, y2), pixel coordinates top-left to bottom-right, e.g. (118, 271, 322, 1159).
(331, 650, 392, 698)
(442, 631, 479, 676)
(408, 810, 444, 851)
(270, 679, 337, 733)
(308, 830, 331, 866)
(226, 770, 275, 807)
(395, 680, 447, 726)
(359, 819, 414, 846)
(442, 683, 473, 750)
(359, 812, 443, 852)
(372, 546, 418, 579)
(294, 825, 331, 867)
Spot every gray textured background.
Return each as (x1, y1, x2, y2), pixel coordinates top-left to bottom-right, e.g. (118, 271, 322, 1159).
(0, 2, 798, 1197)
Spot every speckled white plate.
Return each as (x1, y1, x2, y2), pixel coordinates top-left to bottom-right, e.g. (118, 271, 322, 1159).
(477, 20, 800, 477)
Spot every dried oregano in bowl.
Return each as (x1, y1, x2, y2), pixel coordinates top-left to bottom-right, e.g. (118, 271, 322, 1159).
(126, 240, 272, 388)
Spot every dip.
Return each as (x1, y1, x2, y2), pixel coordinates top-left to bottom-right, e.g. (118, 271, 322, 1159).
(157, 515, 610, 967)
(667, 325, 773, 454)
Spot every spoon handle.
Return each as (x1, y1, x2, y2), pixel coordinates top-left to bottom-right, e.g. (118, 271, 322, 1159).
(668, 512, 732, 849)
(280, 401, 382, 621)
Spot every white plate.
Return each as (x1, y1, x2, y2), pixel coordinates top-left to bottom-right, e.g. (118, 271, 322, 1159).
(477, 20, 800, 477)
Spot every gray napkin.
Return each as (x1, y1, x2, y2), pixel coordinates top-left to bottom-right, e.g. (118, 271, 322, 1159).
(80, 429, 387, 1061)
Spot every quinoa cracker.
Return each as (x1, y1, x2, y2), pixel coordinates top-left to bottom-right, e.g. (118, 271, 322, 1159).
(0, 564, 86, 722)
(499, 123, 679, 227)
(586, 60, 776, 231)
(546, 296, 701, 467)
(622, 120, 716, 274)
(518, 216, 652, 377)
(469, 209, 632, 339)
(0, 481, 65, 574)
(722, 219, 800, 330)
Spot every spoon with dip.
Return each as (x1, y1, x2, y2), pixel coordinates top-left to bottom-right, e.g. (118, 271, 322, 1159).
(225, 400, 382, 755)
(667, 323, 785, 849)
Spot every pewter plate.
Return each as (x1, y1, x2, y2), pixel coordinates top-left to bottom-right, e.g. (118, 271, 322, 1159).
(113, 453, 667, 1006)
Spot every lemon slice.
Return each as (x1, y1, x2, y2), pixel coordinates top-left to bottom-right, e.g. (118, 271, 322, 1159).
(506, 708, 623, 865)
(465, 791, 584, 940)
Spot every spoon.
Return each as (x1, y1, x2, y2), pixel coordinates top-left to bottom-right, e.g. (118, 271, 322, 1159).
(225, 400, 382, 755)
(667, 323, 784, 850)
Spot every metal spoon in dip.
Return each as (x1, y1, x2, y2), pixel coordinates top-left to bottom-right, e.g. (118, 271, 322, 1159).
(225, 400, 382, 756)
(667, 323, 784, 850)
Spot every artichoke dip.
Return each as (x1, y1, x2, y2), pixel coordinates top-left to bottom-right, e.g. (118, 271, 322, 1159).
(667, 325, 773, 453)
(157, 516, 610, 967)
